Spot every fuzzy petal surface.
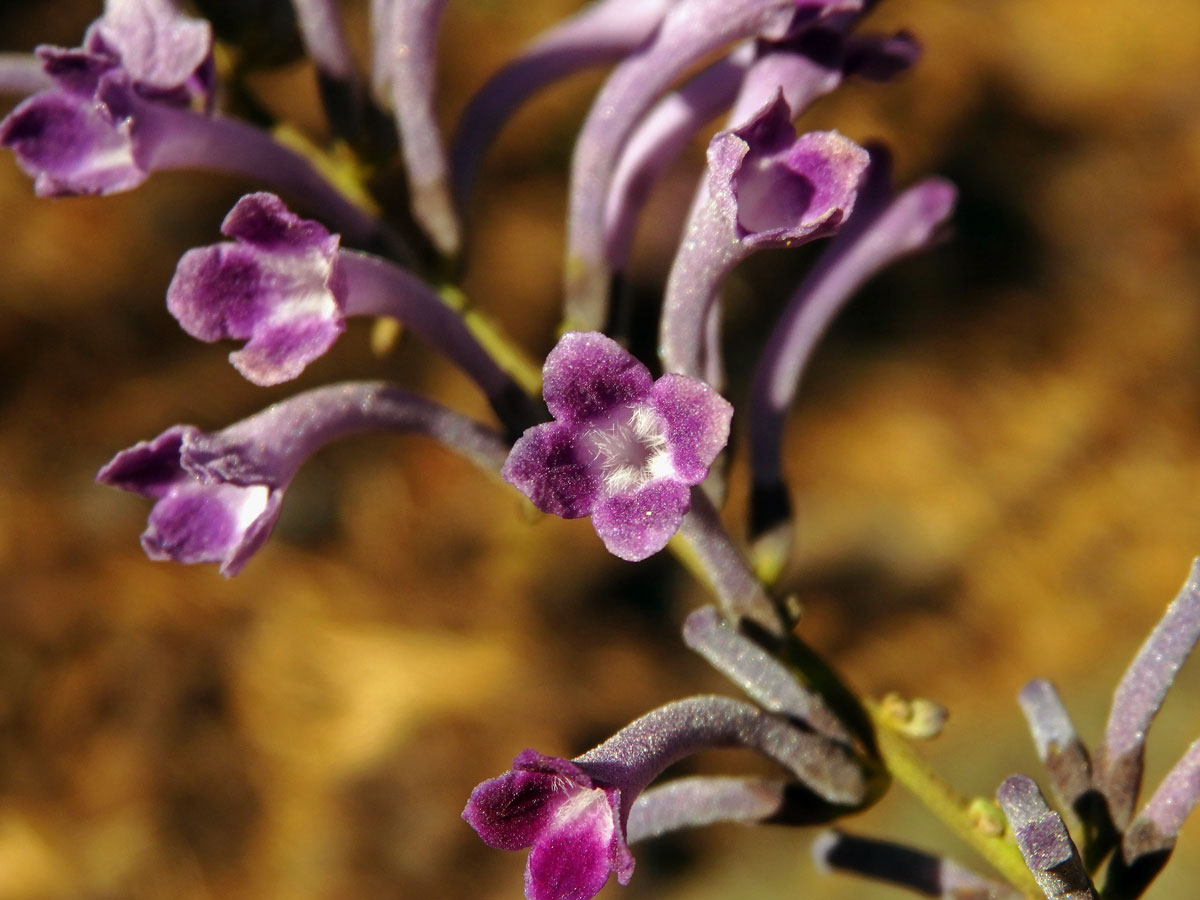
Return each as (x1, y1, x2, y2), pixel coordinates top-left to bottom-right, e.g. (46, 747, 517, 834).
(651, 374, 733, 483)
(591, 479, 691, 561)
(87, 0, 213, 96)
(0, 88, 144, 195)
(542, 331, 653, 425)
(502, 421, 600, 519)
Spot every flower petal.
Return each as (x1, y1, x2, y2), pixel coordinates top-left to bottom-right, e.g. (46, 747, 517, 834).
(142, 481, 278, 575)
(542, 331, 652, 425)
(463, 750, 594, 852)
(525, 785, 624, 900)
(86, 0, 213, 97)
(650, 374, 732, 483)
(591, 479, 691, 561)
(0, 88, 145, 195)
(166, 194, 345, 386)
(502, 421, 601, 519)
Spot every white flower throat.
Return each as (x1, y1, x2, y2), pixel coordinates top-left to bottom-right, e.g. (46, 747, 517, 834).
(587, 404, 673, 494)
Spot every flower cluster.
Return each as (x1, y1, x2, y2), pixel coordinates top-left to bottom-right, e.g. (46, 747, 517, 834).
(3, 2, 1196, 900)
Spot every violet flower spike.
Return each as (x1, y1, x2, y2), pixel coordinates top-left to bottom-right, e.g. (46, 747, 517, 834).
(1094, 557, 1200, 828)
(166, 193, 528, 427)
(996, 775, 1099, 900)
(463, 695, 866, 900)
(747, 146, 955, 540)
(97, 382, 509, 575)
(659, 94, 870, 383)
(812, 830, 1024, 900)
(501, 331, 732, 563)
(564, 0, 862, 330)
(449, 0, 674, 214)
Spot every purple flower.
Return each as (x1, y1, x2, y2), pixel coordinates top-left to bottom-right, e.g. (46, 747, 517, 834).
(168, 194, 528, 423)
(98, 382, 510, 575)
(97, 423, 285, 577)
(0, 0, 214, 196)
(502, 332, 732, 561)
(168, 193, 346, 386)
(465, 695, 866, 900)
(707, 93, 868, 247)
(464, 750, 635, 900)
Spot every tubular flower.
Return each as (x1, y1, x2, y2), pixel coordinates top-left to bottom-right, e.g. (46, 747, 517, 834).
(501, 332, 733, 561)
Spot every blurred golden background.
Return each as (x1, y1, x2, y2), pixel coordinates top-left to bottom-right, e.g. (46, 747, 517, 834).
(1, 0, 1199, 898)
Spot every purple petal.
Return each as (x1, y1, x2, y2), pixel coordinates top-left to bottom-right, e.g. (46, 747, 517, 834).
(96, 424, 193, 497)
(650, 374, 733, 484)
(166, 194, 345, 386)
(35, 45, 117, 96)
(0, 88, 145, 196)
(502, 421, 601, 519)
(542, 332, 653, 425)
(141, 481, 279, 575)
(220, 192, 340, 251)
(591, 479, 691, 562)
(463, 750, 593, 851)
(86, 0, 213, 97)
(525, 784, 627, 900)
(709, 95, 868, 245)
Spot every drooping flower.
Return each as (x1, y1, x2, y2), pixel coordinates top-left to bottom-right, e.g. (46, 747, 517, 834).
(98, 382, 510, 575)
(658, 95, 869, 384)
(167, 193, 531, 427)
(501, 332, 732, 561)
(464, 750, 635, 900)
(465, 695, 865, 900)
(0, 2, 390, 249)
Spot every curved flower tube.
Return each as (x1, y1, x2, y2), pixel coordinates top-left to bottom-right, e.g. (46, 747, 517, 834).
(0, 3, 396, 254)
(97, 382, 510, 575)
(166, 193, 534, 429)
(0, 53, 54, 96)
(449, 0, 673, 213)
(463, 695, 866, 900)
(746, 146, 954, 539)
(375, 0, 460, 256)
(659, 94, 869, 382)
(563, 0, 860, 329)
(501, 331, 731, 561)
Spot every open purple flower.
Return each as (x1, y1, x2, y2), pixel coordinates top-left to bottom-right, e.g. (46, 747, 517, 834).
(501, 332, 732, 561)
(464, 750, 634, 900)
(168, 193, 346, 385)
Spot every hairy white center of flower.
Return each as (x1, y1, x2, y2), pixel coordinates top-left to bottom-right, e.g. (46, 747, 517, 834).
(551, 783, 614, 836)
(230, 484, 271, 534)
(587, 404, 673, 494)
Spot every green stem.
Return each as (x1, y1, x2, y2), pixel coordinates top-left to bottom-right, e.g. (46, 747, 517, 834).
(437, 285, 543, 396)
(866, 700, 1043, 899)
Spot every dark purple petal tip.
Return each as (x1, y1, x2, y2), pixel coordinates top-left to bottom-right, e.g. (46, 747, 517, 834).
(464, 749, 632, 900)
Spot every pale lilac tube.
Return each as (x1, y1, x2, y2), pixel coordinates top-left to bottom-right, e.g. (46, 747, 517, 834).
(565, 0, 860, 329)
(450, 0, 674, 213)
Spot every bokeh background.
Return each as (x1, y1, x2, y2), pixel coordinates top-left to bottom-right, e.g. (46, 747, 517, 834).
(1, 0, 1199, 898)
